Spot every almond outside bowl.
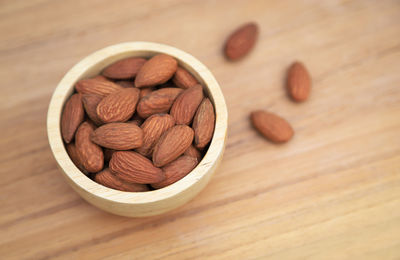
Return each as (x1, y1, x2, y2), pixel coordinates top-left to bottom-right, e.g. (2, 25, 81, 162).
(47, 42, 228, 217)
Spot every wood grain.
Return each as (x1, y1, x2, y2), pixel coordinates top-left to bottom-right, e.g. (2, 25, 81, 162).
(1, 0, 400, 259)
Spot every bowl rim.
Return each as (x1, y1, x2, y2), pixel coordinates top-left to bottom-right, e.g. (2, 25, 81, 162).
(47, 41, 228, 205)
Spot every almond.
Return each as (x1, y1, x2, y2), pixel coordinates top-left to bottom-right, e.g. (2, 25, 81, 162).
(93, 75, 108, 81)
(75, 77, 123, 96)
(75, 122, 104, 173)
(250, 110, 294, 143)
(152, 156, 198, 189)
(136, 88, 182, 118)
(152, 125, 194, 167)
(102, 57, 146, 79)
(136, 114, 175, 157)
(91, 123, 143, 150)
(94, 168, 149, 192)
(110, 151, 165, 184)
(184, 145, 202, 162)
(287, 61, 311, 102)
(170, 84, 203, 125)
(97, 88, 140, 123)
(61, 93, 84, 143)
(139, 87, 153, 98)
(224, 22, 258, 60)
(135, 54, 178, 88)
(82, 94, 103, 125)
(172, 67, 198, 89)
(65, 142, 86, 173)
(193, 98, 215, 149)
(116, 81, 135, 88)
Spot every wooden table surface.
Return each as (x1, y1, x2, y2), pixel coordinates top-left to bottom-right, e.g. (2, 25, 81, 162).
(1, 0, 400, 259)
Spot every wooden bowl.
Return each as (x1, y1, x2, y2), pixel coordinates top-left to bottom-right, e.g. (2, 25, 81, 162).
(47, 42, 228, 217)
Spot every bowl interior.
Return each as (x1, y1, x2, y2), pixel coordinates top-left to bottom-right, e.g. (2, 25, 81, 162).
(47, 42, 227, 205)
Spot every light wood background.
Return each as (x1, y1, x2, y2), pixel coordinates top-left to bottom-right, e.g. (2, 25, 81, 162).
(1, 0, 400, 259)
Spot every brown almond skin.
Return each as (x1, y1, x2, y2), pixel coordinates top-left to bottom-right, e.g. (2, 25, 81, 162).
(75, 122, 104, 173)
(75, 77, 123, 96)
(152, 156, 198, 189)
(139, 87, 153, 98)
(110, 151, 165, 184)
(102, 57, 146, 79)
(224, 22, 259, 60)
(193, 98, 215, 149)
(250, 110, 294, 143)
(91, 123, 143, 150)
(184, 145, 202, 162)
(93, 75, 108, 81)
(172, 67, 198, 89)
(135, 54, 178, 88)
(61, 93, 84, 143)
(82, 94, 103, 126)
(116, 81, 135, 88)
(95, 168, 149, 192)
(136, 88, 182, 118)
(65, 142, 86, 173)
(170, 84, 203, 125)
(97, 88, 140, 123)
(152, 125, 194, 167)
(85, 119, 98, 129)
(136, 114, 175, 157)
(287, 61, 311, 102)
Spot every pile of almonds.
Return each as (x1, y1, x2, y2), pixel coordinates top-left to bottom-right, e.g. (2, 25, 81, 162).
(224, 22, 311, 143)
(61, 54, 215, 192)
(61, 21, 311, 192)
